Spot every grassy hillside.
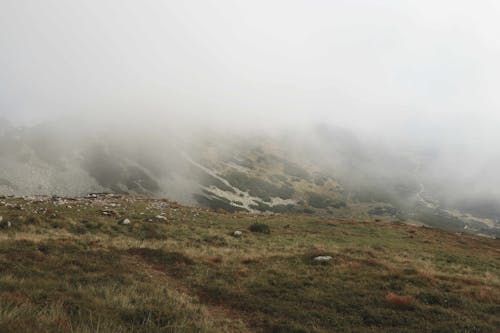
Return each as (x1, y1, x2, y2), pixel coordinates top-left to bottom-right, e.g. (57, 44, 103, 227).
(0, 194, 498, 332)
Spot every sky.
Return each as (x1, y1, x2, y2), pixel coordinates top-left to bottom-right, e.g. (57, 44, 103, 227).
(1, 0, 500, 148)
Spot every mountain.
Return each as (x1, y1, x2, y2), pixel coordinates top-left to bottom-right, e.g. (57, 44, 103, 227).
(0, 119, 499, 237)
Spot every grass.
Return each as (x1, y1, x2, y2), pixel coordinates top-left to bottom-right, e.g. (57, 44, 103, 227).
(0, 195, 498, 332)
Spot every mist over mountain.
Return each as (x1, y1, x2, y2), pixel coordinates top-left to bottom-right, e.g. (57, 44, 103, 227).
(1, 1, 500, 237)
(0, 116, 498, 237)
(2, 3, 500, 331)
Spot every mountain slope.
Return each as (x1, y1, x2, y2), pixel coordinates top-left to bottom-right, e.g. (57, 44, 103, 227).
(0, 120, 499, 237)
(0, 194, 498, 332)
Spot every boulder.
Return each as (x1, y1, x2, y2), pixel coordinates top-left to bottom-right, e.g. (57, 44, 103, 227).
(233, 230, 243, 238)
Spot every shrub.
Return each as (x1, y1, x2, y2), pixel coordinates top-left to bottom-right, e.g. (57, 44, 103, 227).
(249, 223, 271, 234)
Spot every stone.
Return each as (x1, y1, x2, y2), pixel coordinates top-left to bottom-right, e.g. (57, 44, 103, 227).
(155, 215, 168, 221)
(0, 216, 10, 229)
(233, 231, 243, 238)
(313, 256, 333, 262)
(101, 209, 118, 217)
(119, 218, 131, 225)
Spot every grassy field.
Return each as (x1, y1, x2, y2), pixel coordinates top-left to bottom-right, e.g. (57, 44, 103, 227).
(0, 194, 498, 332)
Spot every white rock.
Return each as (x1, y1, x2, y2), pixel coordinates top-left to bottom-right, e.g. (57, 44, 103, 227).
(233, 231, 243, 238)
(313, 256, 333, 262)
(119, 218, 131, 225)
(155, 215, 168, 221)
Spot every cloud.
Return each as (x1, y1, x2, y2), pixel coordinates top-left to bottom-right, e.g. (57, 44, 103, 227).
(0, 1, 499, 201)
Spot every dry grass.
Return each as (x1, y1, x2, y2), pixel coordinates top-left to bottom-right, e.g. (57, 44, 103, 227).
(386, 292, 416, 308)
(0, 195, 498, 332)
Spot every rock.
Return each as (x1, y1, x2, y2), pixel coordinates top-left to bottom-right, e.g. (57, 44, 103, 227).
(313, 256, 333, 262)
(101, 209, 118, 217)
(0, 217, 11, 229)
(155, 215, 168, 221)
(233, 231, 243, 238)
(119, 218, 131, 225)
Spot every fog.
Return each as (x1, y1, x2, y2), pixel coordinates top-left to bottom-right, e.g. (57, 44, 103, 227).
(1, 1, 500, 220)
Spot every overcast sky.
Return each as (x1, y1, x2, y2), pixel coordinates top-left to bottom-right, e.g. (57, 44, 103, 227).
(1, 1, 499, 149)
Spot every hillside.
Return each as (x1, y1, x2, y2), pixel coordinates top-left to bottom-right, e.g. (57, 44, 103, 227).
(0, 194, 498, 332)
(1, 121, 499, 238)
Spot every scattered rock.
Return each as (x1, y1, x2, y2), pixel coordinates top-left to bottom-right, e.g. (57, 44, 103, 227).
(119, 218, 131, 225)
(233, 230, 243, 238)
(313, 256, 333, 262)
(101, 209, 118, 217)
(155, 215, 168, 221)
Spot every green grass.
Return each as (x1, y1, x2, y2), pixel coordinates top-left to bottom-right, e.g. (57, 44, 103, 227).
(0, 195, 498, 332)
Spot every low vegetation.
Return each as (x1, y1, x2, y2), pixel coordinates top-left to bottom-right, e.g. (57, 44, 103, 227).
(224, 171, 294, 200)
(249, 223, 271, 234)
(0, 194, 498, 332)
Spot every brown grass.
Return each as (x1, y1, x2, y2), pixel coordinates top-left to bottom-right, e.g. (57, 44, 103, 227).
(208, 256, 224, 264)
(240, 257, 259, 265)
(386, 292, 416, 308)
(338, 261, 361, 270)
(478, 288, 498, 301)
